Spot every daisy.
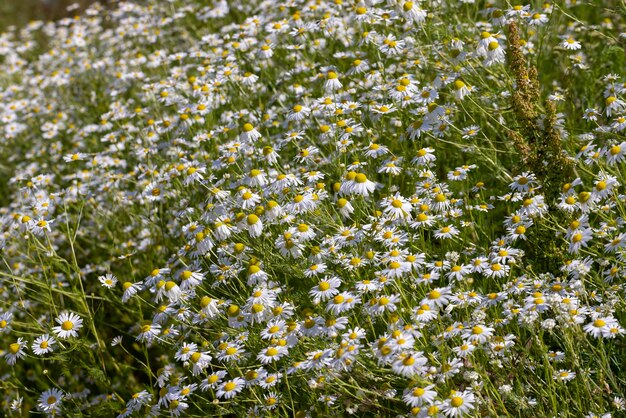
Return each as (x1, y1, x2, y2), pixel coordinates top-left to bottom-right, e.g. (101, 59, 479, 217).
(484, 41, 506, 66)
(453, 79, 471, 100)
(326, 291, 360, 315)
(258, 43, 274, 59)
(403, 384, 437, 407)
(506, 4, 530, 17)
(507, 224, 528, 241)
(245, 214, 263, 238)
(52, 312, 83, 339)
(246, 169, 267, 187)
(452, 342, 476, 358)
(442, 390, 476, 417)
(400, 1, 427, 24)
(32, 334, 56, 355)
(605, 96, 626, 117)
(344, 172, 377, 197)
(63, 152, 87, 162)
(568, 228, 593, 254)
(434, 225, 460, 240)
(0, 312, 13, 334)
(122, 281, 143, 303)
(411, 212, 437, 228)
(99, 273, 118, 289)
(583, 317, 617, 338)
(363, 142, 390, 158)
(554, 369, 576, 382)
(38, 388, 64, 414)
(257, 345, 288, 364)
(304, 262, 327, 278)
(30, 218, 53, 236)
(412, 303, 438, 323)
(287, 104, 311, 122)
(509, 172, 537, 192)
(462, 324, 494, 344)
(483, 262, 510, 279)
(323, 71, 342, 92)
(391, 351, 427, 377)
(421, 287, 453, 309)
(200, 371, 227, 392)
(136, 322, 161, 343)
(382, 194, 412, 219)
(605, 142, 626, 165)
(5, 338, 27, 365)
(367, 294, 400, 315)
(259, 372, 282, 389)
(561, 37, 581, 50)
(309, 276, 341, 303)
(528, 12, 549, 26)
(189, 351, 212, 375)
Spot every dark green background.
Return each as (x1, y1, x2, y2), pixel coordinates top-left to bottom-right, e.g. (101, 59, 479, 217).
(0, 0, 96, 32)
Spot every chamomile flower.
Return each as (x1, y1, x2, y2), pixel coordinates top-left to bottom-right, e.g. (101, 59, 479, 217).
(5, 338, 27, 365)
(442, 390, 476, 417)
(391, 351, 427, 377)
(38, 388, 64, 414)
(99, 273, 118, 289)
(52, 312, 83, 339)
(122, 281, 143, 303)
(216, 377, 245, 399)
(554, 369, 576, 382)
(382, 194, 412, 219)
(32, 334, 56, 355)
(403, 384, 437, 407)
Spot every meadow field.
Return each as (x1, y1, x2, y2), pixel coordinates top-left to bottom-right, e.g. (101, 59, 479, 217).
(0, 0, 625, 416)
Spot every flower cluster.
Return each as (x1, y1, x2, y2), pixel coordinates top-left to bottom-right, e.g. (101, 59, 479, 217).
(0, 0, 625, 417)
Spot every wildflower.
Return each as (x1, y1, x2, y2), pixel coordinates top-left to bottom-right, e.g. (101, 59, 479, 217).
(309, 276, 341, 303)
(136, 322, 161, 343)
(583, 317, 619, 338)
(0, 312, 13, 334)
(528, 12, 549, 26)
(510, 172, 537, 192)
(403, 384, 437, 407)
(326, 291, 360, 315)
(324, 71, 342, 92)
(5, 338, 27, 365)
(453, 79, 471, 100)
(341, 172, 377, 197)
(245, 214, 263, 238)
(63, 152, 87, 162)
(391, 351, 428, 377)
(367, 294, 400, 315)
(241, 123, 261, 142)
(38, 388, 64, 414)
(99, 273, 118, 289)
(554, 369, 576, 382)
(434, 225, 460, 240)
(484, 40, 506, 66)
(257, 346, 288, 364)
(442, 390, 476, 417)
(32, 334, 56, 355)
(421, 287, 453, 309)
(605, 142, 626, 165)
(561, 37, 582, 50)
(122, 281, 143, 303)
(462, 324, 494, 344)
(52, 312, 83, 339)
(382, 194, 412, 219)
(568, 228, 593, 254)
(287, 104, 311, 122)
(605, 96, 626, 116)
